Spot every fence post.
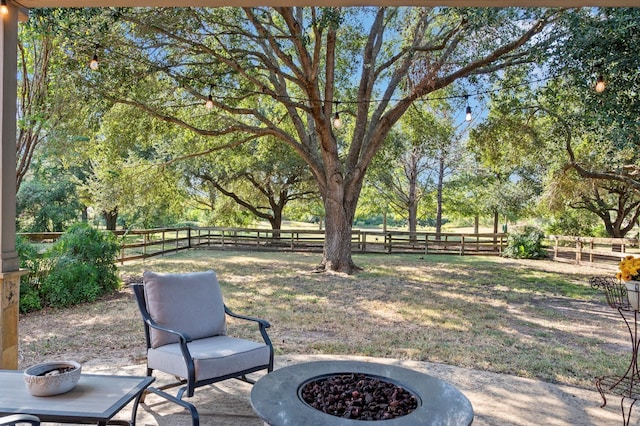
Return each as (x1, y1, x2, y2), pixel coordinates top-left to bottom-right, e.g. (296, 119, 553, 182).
(387, 232, 392, 253)
(361, 231, 367, 252)
(553, 236, 558, 260)
(424, 234, 429, 255)
(188, 227, 192, 249)
(576, 238, 582, 264)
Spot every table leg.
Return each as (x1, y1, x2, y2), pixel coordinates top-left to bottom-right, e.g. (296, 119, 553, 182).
(622, 396, 638, 426)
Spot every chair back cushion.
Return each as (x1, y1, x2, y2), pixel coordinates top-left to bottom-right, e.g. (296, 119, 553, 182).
(143, 270, 227, 348)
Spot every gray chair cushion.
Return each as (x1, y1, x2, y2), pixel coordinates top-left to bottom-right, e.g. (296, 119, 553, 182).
(143, 270, 226, 349)
(147, 336, 272, 381)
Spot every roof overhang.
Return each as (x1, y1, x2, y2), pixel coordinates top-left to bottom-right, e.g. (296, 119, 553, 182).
(13, 0, 640, 8)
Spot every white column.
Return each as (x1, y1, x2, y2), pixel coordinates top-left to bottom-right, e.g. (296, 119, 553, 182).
(0, 4, 17, 274)
(0, 3, 20, 370)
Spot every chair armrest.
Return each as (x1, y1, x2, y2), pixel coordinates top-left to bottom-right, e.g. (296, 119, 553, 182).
(224, 305, 271, 328)
(0, 414, 41, 425)
(144, 317, 193, 343)
(224, 305, 273, 350)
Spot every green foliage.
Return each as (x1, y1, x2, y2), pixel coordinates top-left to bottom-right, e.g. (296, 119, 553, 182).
(17, 223, 121, 312)
(503, 226, 547, 259)
(544, 210, 601, 237)
(17, 161, 83, 232)
(16, 236, 46, 312)
(41, 258, 100, 308)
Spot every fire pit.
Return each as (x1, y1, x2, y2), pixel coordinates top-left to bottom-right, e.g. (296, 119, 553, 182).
(250, 360, 474, 425)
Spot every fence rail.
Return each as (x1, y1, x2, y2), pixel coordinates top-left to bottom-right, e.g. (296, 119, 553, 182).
(19, 227, 508, 262)
(19, 227, 640, 265)
(546, 235, 639, 268)
(20, 228, 640, 269)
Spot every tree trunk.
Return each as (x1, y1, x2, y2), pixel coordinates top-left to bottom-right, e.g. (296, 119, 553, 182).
(383, 208, 388, 233)
(408, 158, 418, 241)
(318, 182, 360, 274)
(270, 209, 282, 239)
(408, 200, 418, 242)
(103, 207, 118, 231)
(435, 156, 445, 235)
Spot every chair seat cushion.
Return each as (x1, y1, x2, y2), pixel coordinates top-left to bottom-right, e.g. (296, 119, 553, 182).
(147, 336, 271, 381)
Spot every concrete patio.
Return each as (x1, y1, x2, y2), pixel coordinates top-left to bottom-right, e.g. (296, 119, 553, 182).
(66, 354, 627, 426)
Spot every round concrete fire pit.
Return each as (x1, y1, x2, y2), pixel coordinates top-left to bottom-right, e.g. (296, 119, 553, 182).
(251, 360, 474, 425)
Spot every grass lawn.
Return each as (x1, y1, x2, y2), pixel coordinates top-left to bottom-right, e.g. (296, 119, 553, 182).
(19, 249, 627, 391)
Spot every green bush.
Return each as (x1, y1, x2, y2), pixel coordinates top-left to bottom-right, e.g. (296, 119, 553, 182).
(41, 257, 100, 308)
(17, 223, 121, 312)
(16, 236, 45, 312)
(503, 226, 548, 259)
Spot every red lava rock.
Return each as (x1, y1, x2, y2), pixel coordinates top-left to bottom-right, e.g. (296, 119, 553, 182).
(300, 373, 418, 421)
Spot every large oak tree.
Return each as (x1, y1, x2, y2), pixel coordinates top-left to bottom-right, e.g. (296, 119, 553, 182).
(78, 7, 562, 272)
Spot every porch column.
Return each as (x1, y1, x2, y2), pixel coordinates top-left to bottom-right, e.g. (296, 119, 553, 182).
(0, 3, 21, 370)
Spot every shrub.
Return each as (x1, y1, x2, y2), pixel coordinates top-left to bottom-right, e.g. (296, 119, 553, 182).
(16, 236, 46, 312)
(17, 223, 121, 311)
(503, 226, 548, 259)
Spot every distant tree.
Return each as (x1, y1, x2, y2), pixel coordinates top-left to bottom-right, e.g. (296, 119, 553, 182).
(535, 9, 640, 236)
(17, 161, 82, 232)
(185, 137, 317, 234)
(16, 15, 66, 190)
(474, 9, 640, 237)
(367, 102, 457, 236)
(467, 82, 545, 233)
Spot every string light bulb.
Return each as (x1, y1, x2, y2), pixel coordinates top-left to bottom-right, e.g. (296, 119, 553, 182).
(332, 111, 343, 129)
(89, 46, 99, 70)
(465, 95, 472, 122)
(332, 101, 343, 129)
(595, 74, 606, 93)
(0, 0, 8, 16)
(205, 94, 214, 110)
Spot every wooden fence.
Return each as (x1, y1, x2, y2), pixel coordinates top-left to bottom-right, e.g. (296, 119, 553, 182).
(20, 227, 508, 263)
(20, 228, 640, 269)
(546, 235, 639, 268)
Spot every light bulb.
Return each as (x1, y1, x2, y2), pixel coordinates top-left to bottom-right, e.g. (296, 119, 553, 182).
(205, 94, 214, 110)
(89, 54, 99, 70)
(332, 112, 342, 129)
(465, 106, 472, 122)
(595, 75, 606, 93)
(0, 0, 8, 16)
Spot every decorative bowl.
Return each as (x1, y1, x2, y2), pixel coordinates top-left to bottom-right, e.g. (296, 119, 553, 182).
(23, 360, 82, 396)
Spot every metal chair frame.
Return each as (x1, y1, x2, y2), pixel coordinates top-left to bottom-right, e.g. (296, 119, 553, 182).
(131, 282, 273, 426)
(0, 414, 41, 426)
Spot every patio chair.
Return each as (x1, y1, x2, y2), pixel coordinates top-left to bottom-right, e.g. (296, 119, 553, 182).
(131, 270, 273, 426)
(0, 414, 40, 425)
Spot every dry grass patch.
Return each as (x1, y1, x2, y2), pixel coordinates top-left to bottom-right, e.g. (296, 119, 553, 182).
(18, 249, 627, 390)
